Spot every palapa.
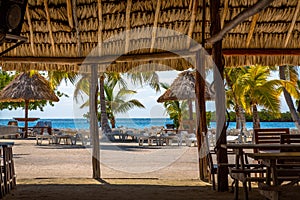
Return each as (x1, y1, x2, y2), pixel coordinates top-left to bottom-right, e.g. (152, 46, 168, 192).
(0, 72, 59, 137)
(157, 70, 214, 131)
(157, 70, 214, 103)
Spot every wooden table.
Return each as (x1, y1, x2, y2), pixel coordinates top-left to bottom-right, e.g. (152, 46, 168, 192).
(222, 143, 300, 200)
(13, 117, 39, 138)
(247, 152, 300, 200)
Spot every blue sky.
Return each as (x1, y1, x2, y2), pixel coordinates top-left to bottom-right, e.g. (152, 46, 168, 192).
(0, 70, 291, 119)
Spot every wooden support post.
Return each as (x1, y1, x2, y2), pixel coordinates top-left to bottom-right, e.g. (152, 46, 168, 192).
(210, 0, 228, 192)
(195, 50, 208, 182)
(90, 65, 100, 179)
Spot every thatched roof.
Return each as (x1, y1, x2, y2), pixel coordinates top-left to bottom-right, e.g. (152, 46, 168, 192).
(1, 0, 300, 72)
(157, 70, 214, 102)
(0, 72, 59, 102)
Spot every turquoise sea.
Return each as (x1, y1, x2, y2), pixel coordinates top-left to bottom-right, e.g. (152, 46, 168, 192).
(0, 118, 297, 130)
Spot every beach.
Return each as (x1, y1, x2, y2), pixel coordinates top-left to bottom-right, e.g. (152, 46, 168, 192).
(1, 138, 293, 200)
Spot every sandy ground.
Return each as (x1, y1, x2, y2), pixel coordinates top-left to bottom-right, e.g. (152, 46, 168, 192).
(1, 138, 298, 199)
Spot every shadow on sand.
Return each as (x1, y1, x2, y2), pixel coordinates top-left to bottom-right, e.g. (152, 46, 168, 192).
(3, 178, 269, 200)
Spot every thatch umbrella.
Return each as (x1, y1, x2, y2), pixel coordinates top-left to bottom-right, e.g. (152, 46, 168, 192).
(157, 71, 214, 103)
(0, 72, 59, 138)
(157, 70, 214, 131)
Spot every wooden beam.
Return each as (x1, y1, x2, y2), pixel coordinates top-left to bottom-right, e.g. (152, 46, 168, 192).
(72, 0, 82, 56)
(97, 0, 103, 56)
(187, 0, 198, 48)
(150, 0, 161, 53)
(125, 0, 132, 53)
(25, 5, 35, 56)
(66, 0, 74, 29)
(246, 13, 259, 48)
(220, 0, 229, 29)
(207, 0, 275, 44)
(3, 48, 300, 65)
(196, 48, 300, 55)
(284, 1, 300, 48)
(44, 0, 55, 53)
(0, 51, 193, 65)
(222, 48, 300, 55)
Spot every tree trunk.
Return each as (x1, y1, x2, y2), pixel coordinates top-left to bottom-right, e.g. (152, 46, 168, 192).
(111, 116, 116, 128)
(99, 75, 112, 133)
(235, 106, 241, 129)
(238, 105, 247, 131)
(279, 66, 300, 129)
(252, 104, 260, 129)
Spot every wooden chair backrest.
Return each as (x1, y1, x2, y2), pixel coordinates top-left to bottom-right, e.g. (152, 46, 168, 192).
(280, 134, 300, 152)
(254, 128, 290, 153)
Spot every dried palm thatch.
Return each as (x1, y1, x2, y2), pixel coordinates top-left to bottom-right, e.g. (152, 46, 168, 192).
(0, 72, 59, 137)
(157, 70, 214, 102)
(1, 0, 300, 72)
(0, 72, 59, 102)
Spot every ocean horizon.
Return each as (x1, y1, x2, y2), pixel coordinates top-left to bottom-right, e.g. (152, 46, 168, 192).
(0, 118, 298, 130)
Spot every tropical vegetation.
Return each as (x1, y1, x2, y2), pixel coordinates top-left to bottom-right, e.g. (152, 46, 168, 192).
(225, 65, 300, 129)
(74, 72, 159, 130)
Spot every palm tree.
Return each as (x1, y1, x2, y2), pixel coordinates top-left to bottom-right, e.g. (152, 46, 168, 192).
(104, 77, 145, 128)
(279, 65, 300, 129)
(74, 72, 146, 128)
(235, 65, 299, 129)
(225, 67, 247, 131)
(235, 66, 282, 129)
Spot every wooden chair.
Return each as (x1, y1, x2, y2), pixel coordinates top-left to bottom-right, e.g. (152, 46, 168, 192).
(253, 128, 290, 153)
(280, 134, 300, 147)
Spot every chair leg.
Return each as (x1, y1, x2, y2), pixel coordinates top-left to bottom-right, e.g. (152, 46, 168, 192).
(212, 174, 216, 190)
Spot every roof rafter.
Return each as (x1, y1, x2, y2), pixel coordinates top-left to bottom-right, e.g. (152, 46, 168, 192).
(150, 0, 161, 53)
(44, 0, 55, 53)
(220, 0, 229, 29)
(187, 0, 198, 48)
(25, 5, 35, 56)
(72, 0, 81, 56)
(66, 0, 74, 29)
(206, 0, 275, 44)
(246, 13, 259, 48)
(97, 0, 103, 56)
(125, 0, 132, 53)
(284, 1, 300, 48)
